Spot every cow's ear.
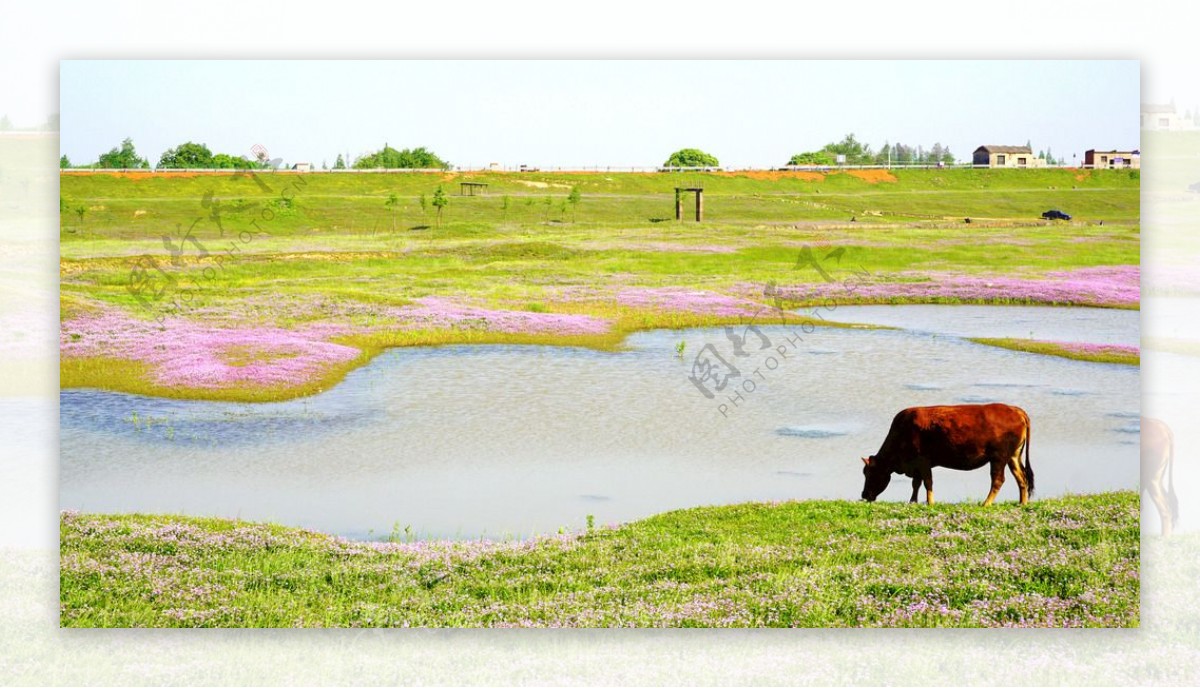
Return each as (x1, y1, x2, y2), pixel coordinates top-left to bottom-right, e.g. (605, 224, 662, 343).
(862, 457, 871, 466)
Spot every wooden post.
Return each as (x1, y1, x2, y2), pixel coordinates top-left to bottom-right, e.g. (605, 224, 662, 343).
(675, 189, 682, 221)
(695, 189, 703, 222)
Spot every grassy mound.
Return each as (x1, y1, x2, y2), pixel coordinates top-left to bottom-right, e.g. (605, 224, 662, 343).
(61, 491, 1139, 628)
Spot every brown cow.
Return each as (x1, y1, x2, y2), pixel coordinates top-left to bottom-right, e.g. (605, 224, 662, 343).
(861, 403, 1033, 505)
(1141, 417, 1177, 536)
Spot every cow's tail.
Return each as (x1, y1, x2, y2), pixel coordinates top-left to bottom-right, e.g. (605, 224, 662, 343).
(1023, 414, 1035, 497)
(1168, 424, 1179, 529)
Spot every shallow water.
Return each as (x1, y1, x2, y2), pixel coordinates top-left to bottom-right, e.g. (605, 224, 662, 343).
(61, 306, 1139, 540)
(821, 304, 1139, 346)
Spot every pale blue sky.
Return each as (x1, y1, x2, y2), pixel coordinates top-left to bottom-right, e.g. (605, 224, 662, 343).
(59, 60, 1139, 168)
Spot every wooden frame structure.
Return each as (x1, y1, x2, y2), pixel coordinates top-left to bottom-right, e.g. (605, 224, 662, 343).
(675, 187, 704, 221)
(460, 182, 489, 196)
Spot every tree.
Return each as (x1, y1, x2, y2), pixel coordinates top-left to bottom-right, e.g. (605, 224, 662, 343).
(789, 134, 873, 167)
(663, 148, 719, 168)
(322, 160, 328, 170)
(98, 137, 147, 169)
(334, 154, 346, 170)
(874, 142, 892, 165)
(158, 141, 214, 169)
(418, 193, 428, 222)
(384, 192, 400, 232)
(431, 186, 448, 228)
(210, 153, 254, 169)
(786, 151, 835, 166)
(74, 205, 87, 227)
(0, 114, 11, 131)
(60, 155, 71, 169)
(353, 144, 449, 170)
(821, 133, 873, 164)
(567, 186, 581, 222)
(501, 195, 511, 222)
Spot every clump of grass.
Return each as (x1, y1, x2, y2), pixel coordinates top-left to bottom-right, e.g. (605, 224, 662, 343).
(971, 338, 1139, 365)
(59, 491, 1139, 628)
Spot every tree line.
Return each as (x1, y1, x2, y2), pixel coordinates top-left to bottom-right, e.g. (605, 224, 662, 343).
(60, 139, 451, 171)
(60, 139, 270, 170)
(785, 134, 956, 166)
(665, 136, 1064, 168)
(60, 136, 1065, 171)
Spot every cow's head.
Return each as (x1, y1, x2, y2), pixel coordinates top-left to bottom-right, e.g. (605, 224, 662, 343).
(861, 456, 891, 502)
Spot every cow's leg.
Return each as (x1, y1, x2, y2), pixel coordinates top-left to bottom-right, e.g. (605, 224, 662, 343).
(1010, 452, 1030, 505)
(1147, 481, 1174, 536)
(922, 470, 934, 505)
(982, 462, 1005, 506)
(910, 476, 921, 503)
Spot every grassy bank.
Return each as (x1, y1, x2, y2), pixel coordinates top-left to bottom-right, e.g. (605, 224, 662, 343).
(60, 168, 1140, 402)
(970, 338, 1140, 365)
(60, 491, 1139, 628)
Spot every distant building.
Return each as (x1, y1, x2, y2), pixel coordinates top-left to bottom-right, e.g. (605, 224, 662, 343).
(972, 145, 1044, 168)
(1084, 149, 1140, 169)
(292, 162, 313, 172)
(1142, 103, 1183, 131)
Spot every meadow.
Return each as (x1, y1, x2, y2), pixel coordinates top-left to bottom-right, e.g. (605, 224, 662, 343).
(59, 167, 1142, 628)
(60, 167, 1140, 402)
(59, 492, 1139, 628)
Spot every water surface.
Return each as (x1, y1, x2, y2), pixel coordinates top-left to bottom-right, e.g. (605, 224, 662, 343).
(61, 306, 1139, 539)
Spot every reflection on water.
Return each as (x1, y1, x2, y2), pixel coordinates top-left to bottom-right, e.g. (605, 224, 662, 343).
(61, 307, 1139, 540)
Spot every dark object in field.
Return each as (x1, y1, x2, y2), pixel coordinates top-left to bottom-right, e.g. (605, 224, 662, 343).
(1141, 417, 1177, 536)
(964, 217, 971, 224)
(1041, 209, 1071, 221)
(860, 403, 1033, 505)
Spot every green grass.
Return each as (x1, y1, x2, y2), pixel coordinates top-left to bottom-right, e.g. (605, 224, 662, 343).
(970, 338, 1140, 365)
(60, 168, 1140, 401)
(60, 167, 1140, 242)
(59, 491, 1139, 628)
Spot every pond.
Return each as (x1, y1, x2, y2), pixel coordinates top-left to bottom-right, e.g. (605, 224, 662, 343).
(60, 306, 1140, 540)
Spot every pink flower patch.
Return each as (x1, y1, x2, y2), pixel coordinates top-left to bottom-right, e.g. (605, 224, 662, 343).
(389, 297, 611, 336)
(612, 287, 760, 315)
(760, 265, 1139, 308)
(1055, 341, 1139, 357)
(61, 308, 360, 389)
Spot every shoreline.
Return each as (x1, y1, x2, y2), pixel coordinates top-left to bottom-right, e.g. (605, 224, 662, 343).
(60, 296, 1138, 403)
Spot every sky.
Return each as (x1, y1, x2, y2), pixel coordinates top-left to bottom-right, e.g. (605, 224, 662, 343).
(58, 60, 1140, 169)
